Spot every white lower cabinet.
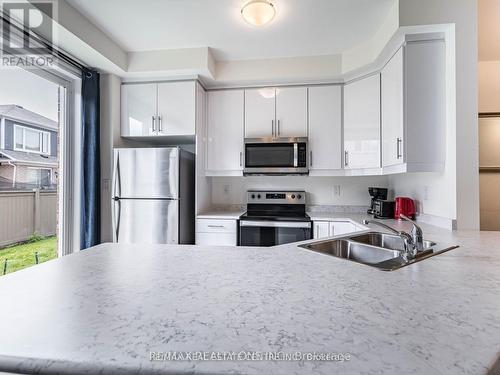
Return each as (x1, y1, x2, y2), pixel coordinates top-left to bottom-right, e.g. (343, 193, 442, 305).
(313, 222, 330, 239)
(313, 221, 358, 239)
(195, 219, 237, 246)
(196, 232, 237, 246)
(329, 221, 357, 236)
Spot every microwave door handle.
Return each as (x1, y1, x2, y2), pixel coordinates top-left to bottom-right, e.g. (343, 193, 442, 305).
(293, 143, 298, 167)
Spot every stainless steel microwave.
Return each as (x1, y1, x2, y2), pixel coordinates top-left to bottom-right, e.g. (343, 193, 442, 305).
(243, 137, 309, 175)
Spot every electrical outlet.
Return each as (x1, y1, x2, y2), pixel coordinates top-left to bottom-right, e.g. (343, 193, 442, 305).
(333, 185, 341, 197)
(423, 186, 429, 201)
(102, 179, 110, 191)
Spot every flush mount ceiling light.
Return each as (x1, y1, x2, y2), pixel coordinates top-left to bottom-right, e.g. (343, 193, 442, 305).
(241, 0, 276, 26)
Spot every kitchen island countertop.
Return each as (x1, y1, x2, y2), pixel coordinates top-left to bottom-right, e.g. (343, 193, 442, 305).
(0, 217, 499, 375)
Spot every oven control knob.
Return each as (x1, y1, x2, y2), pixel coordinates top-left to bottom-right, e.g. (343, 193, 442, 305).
(297, 194, 302, 200)
(251, 194, 256, 199)
(291, 194, 296, 199)
(257, 194, 261, 199)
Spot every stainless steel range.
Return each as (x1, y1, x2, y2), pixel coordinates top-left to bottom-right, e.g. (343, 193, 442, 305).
(238, 190, 312, 247)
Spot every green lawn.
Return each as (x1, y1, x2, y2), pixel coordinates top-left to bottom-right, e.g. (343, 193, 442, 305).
(0, 236, 57, 276)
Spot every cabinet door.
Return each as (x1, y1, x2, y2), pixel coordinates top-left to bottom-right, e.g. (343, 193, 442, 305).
(329, 222, 357, 236)
(382, 47, 404, 167)
(313, 221, 330, 239)
(121, 83, 157, 136)
(157, 81, 196, 136)
(207, 90, 244, 173)
(275, 87, 308, 137)
(196, 233, 237, 246)
(344, 74, 381, 169)
(245, 88, 276, 138)
(308, 86, 342, 171)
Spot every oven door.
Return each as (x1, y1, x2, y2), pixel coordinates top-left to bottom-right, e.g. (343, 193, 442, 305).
(244, 139, 308, 175)
(239, 220, 312, 247)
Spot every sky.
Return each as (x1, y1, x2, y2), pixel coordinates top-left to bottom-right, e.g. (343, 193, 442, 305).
(0, 67, 59, 121)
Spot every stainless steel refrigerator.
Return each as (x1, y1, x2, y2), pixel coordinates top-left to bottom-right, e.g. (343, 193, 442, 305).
(112, 147, 195, 244)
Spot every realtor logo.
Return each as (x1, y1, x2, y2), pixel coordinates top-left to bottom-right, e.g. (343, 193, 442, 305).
(0, 0, 57, 68)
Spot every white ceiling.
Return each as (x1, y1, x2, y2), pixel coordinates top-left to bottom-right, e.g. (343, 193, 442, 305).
(66, 0, 396, 61)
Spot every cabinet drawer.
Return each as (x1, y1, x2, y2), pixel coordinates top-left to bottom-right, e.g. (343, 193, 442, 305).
(196, 233, 237, 246)
(196, 219, 237, 233)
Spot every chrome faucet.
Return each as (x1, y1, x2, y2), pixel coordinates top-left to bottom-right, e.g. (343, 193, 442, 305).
(399, 214, 424, 251)
(362, 217, 424, 261)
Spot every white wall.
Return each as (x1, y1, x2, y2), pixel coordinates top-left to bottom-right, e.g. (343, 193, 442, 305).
(392, 0, 479, 230)
(211, 176, 389, 207)
(99, 74, 120, 243)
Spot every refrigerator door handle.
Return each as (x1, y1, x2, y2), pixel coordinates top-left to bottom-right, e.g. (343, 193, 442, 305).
(113, 151, 121, 198)
(113, 198, 121, 242)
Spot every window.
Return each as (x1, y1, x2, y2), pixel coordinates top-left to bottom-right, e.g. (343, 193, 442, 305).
(13, 125, 51, 155)
(26, 168, 52, 188)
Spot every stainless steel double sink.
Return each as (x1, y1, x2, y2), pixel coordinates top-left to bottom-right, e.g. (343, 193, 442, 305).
(299, 232, 458, 271)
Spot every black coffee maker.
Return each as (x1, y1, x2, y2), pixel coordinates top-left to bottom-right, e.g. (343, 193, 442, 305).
(367, 187, 388, 214)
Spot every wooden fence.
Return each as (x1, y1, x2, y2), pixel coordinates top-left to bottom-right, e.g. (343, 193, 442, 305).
(0, 189, 57, 247)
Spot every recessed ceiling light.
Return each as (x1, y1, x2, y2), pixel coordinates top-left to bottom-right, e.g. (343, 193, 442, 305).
(241, 0, 276, 27)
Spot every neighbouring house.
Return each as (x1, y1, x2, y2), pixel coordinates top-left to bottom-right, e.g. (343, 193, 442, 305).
(0, 105, 58, 190)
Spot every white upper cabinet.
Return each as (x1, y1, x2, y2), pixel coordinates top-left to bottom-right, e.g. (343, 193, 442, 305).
(245, 87, 307, 138)
(382, 48, 404, 168)
(308, 85, 342, 174)
(275, 87, 308, 137)
(121, 81, 195, 137)
(245, 88, 276, 138)
(380, 38, 446, 174)
(157, 81, 196, 136)
(121, 84, 157, 136)
(401, 39, 446, 173)
(206, 90, 244, 175)
(344, 74, 381, 170)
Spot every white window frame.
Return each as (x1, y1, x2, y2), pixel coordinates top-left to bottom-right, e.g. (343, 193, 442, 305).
(5, 14, 83, 257)
(25, 67, 82, 257)
(13, 124, 51, 155)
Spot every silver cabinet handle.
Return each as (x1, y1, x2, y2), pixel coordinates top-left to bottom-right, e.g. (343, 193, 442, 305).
(208, 225, 225, 228)
(151, 116, 156, 132)
(271, 120, 275, 137)
(158, 115, 162, 133)
(239, 151, 243, 167)
(277, 120, 281, 136)
(344, 150, 349, 167)
(397, 137, 402, 159)
(310, 150, 313, 167)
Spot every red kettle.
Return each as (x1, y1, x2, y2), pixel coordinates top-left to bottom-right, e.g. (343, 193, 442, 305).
(394, 197, 416, 220)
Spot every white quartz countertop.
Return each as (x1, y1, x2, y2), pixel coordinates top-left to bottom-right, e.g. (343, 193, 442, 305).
(196, 211, 244, 220)
(1, 216, 500, 375)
